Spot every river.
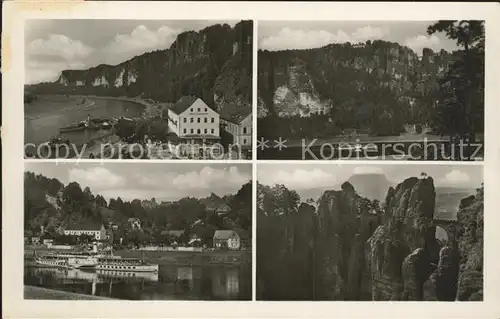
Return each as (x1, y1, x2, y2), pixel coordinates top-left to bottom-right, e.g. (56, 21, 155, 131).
(24, 95, 146, 146)
(24, 264, 252, 300)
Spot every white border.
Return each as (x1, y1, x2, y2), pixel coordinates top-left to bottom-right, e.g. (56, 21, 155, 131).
(3, 1, 500, 318)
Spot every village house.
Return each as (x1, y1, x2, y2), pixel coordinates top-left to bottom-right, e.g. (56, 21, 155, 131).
(63, 223, 107, 241)
(213, 230, 241, 250)
(165, 96, 221, 145)
(220, 110, 252, 150)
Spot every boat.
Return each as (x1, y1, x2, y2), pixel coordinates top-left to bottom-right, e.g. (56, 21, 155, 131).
(59, 121, 86, 133)
(94, 256, 159, 273)
(34, 252, 98, 269)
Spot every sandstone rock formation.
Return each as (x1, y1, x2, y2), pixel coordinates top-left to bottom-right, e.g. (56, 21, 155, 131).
(257, 177, 483, 301)
(27, 21, 253, 117)
(258, 41, 453, 118)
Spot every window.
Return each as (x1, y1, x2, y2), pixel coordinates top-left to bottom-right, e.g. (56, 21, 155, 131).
(197, 118, 201, 123)
(191, 129, 194, 134)
(191, 108, 194, 112)
(211, 129, 214, 134)
(204, 118, 207, 123)
(243, 127, 247, 134)
(198, 108, 200, 112)
(243, 139, 247, 144)
(197, 129, 201, 134)
(211, 118, 214, 123)
(183, 118, 187, 123)
(183, 129, 187, 134)
(190, 117, 194, 123)
(204, 128, 207, 134)
(204, 108, 207, 112)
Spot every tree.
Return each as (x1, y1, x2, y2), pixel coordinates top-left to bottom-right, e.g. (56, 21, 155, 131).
(427, 20, 485, 143)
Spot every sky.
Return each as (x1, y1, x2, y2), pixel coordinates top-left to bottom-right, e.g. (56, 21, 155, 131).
(25, 19, 237, 84)
(25, 162, 251, 202)
(258, 163, 483, 193)
(259, 21, 459, 54)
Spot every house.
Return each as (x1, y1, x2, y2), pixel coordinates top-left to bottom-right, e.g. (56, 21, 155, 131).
(213, 230, 241, 250)
(63, 223, 107, 241)
(165, 96, 221, 145)
(220, 109, 252, 148)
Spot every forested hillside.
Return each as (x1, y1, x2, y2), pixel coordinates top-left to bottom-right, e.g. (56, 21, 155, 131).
(24, 171, 252, 246)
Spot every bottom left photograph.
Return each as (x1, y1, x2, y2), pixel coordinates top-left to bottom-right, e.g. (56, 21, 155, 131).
(23, 162, 253, 300)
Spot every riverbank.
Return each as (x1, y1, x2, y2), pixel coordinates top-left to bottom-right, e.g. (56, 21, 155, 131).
(114, 249, 252, 266)
(24, 285, 112, 300)
(24, 246, 252, 266)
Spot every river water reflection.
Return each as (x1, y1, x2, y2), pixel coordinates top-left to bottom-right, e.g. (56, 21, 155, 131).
(24, 264, 251, 300)
(25, 96, 145, 146)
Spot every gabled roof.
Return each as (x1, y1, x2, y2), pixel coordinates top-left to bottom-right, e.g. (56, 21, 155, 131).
(65, 223, 103, 231)
(213, 230, 239, 240)
(220, 107, 252, 124)
(169, 96, 199, 115)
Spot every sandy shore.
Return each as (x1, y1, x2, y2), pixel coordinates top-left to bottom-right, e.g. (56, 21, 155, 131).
(24, 285, 112, 300)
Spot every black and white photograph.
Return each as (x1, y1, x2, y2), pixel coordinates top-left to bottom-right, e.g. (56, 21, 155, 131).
(24, 19, 253, 160)
(257, 163, 483, 301)
(257, 21, 485, 160)
(24, 162, 252, 300)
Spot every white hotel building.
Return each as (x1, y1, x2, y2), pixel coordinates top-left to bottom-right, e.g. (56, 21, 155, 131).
(165, 96, 221, 144)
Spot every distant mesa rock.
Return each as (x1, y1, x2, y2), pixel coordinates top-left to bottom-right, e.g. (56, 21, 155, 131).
(27, 21, 253, 118)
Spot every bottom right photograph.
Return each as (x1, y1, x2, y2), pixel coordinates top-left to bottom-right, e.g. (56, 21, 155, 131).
(256, 163, 483, 301)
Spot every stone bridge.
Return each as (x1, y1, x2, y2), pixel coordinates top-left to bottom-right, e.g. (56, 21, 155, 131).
(433, 218, 458, 243)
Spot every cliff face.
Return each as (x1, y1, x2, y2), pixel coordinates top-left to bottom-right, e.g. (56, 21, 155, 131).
(314, 182, 382, 300)
(455, 187, 484, 301)
(258, 41, 453, 118)
(366, 177, 440, 300)
(31, 21, 252, 116)
(257, 177, 483, 301)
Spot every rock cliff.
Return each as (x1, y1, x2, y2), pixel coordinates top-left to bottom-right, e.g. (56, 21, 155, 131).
(257, 176, 483, 301)
(455, 187, 484, 301)
(29, 21, 253, 116)
(258, 41, 454, 118)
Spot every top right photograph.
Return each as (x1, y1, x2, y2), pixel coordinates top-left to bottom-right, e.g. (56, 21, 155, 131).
(257, 20, 485, 161)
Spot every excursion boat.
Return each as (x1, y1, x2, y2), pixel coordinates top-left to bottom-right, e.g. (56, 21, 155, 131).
(34, 252, 98, 269)
(94, 256, 159, 273)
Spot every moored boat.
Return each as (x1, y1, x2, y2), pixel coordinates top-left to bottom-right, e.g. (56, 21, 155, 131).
(59, 122, 86, 133)
(94, 256, 159, 273)
(34, 252, 98, 269)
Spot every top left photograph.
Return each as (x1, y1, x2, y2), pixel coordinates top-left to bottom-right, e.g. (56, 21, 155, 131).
(24, 19, 253, 160)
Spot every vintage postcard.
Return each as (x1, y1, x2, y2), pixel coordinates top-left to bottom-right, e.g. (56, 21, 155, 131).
(3, 1, 500, 319)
